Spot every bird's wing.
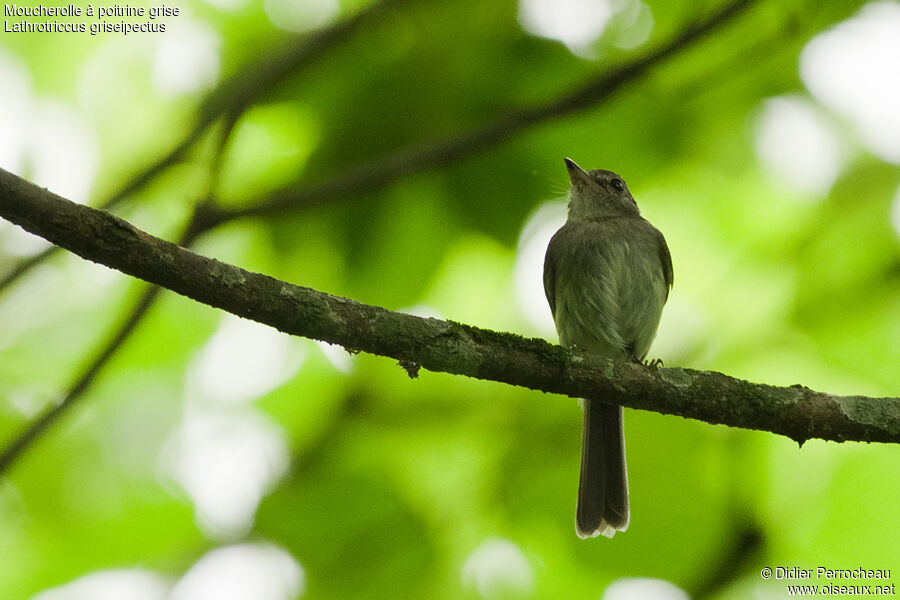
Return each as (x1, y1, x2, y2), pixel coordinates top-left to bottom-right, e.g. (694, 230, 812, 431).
(653, 226, 674, 295)
(543, 226, 567, 318)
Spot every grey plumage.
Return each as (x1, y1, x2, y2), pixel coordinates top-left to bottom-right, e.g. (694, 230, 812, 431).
(543, 158, 672, 538)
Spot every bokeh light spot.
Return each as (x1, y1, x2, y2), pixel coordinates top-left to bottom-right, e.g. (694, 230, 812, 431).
(188, 314, 305, 406)
(159, 406, 290, 540)
(514, 200, 567, 335)
(754, 95, 844, 197)
(153, 17, 221, 97)
(169, 544, 304, 600)
(0, 49, 30, 174)
(462, 538, 534, 600)
(518, 0, 614, 52)
(800, 1, 900, 164)
(30, 569, 169, 600)
(603, 577, 690, 600)
(519, 0, 652, 55)
(264, 0, 339, 33)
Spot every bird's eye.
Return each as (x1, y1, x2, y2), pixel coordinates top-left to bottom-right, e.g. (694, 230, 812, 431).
(610, 179, 625, 192)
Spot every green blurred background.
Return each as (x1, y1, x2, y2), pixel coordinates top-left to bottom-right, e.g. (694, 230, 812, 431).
(0, 0, 898, 598)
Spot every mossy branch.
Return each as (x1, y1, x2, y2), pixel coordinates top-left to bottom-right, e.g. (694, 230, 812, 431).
(2, 167, 898, 446)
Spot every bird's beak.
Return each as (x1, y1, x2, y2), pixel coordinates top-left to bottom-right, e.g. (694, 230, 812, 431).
(564, 157, 591, 186)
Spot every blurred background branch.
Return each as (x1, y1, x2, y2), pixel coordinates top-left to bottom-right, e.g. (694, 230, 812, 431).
(0, 285, 162, 475)
(220, 0, 762, 221)
(0, 0, 407, 295)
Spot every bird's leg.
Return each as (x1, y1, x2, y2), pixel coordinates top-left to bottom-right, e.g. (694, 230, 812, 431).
(634, 357, 664, 368)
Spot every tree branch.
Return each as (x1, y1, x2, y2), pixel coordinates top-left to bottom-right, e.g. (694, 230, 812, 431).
(0, 129, 201, 293)
(2, 167, 897, 446)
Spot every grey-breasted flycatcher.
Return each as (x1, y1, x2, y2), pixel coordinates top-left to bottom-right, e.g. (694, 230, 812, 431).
(543, 158, 673, 538)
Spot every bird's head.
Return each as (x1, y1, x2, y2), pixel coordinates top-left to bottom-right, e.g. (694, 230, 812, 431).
(564, 158, 639, 222)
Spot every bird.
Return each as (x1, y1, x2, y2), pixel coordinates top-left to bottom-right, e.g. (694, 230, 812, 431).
(543, 158, 673, 538)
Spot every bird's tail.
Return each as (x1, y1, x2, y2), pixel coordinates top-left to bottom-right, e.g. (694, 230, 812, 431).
(576, 400, 629, 538)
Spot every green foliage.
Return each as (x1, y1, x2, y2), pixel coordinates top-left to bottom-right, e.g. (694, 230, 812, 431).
(1, 0, 898, 598)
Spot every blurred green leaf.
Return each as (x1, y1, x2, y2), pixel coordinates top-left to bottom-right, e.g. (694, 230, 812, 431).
(1, 0, 897, 598)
